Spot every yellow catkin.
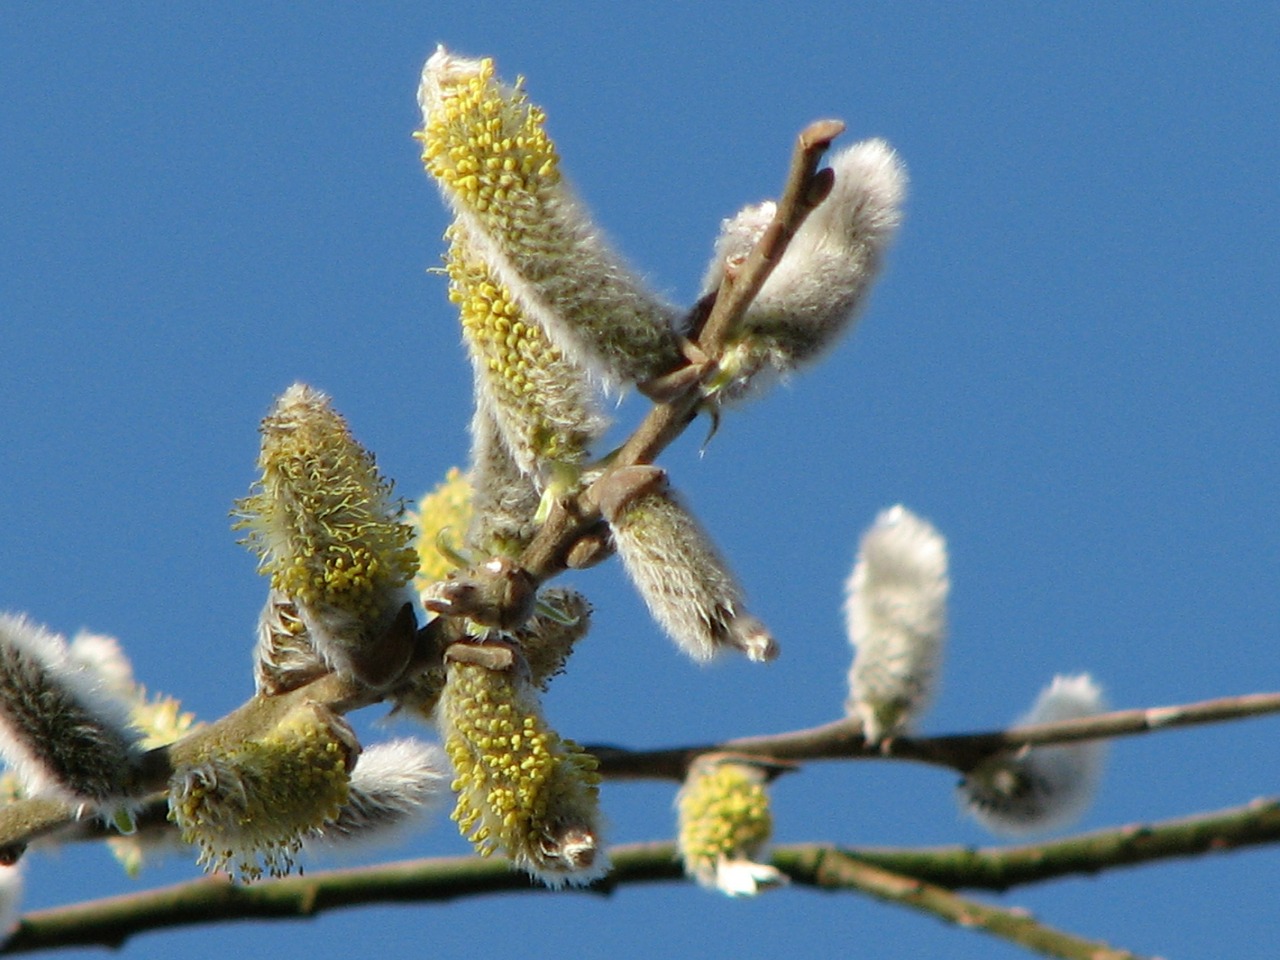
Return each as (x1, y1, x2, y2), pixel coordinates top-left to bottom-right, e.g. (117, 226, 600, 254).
(418, 48, 682, 387)
(445, 225, 603, 477)
(440, 653, 604, 886)
(235, 384, 418, 688)
(236, 384, 417, 621)
(411, 467, 474, 591)
(676, 759, 782, 896)
(168, 704, 355, 882)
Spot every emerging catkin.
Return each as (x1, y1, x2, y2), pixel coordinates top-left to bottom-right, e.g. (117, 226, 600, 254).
(845, 505, 948, 745)
(599, 466, 777, 664)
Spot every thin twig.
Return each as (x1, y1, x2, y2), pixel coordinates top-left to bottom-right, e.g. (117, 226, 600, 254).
(516, 120, 843, 582)
(588, 689, 1280, 780)
(5, 690, 1277, 855)
(800, 852, 1154, 960)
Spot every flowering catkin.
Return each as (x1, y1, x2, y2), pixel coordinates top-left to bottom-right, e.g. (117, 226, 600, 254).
(677, 756, 784, 897)
(960, 674, 1109, 836)
(438, 641, 606, 887)
(418, 47, 683, 387)
(445, 221, 606, 480)
(235, 383, 419, 690)
(599, 466, 777, 664)
(845, 505, 949, 745)
(168, 701, 358, 881)
(700, 139, 906, 400)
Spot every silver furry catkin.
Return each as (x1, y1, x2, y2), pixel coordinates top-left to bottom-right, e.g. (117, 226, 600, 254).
(308, 739, 450, 847)
(0, 613, 144, 811)
(960, 674, 1109, 836)
(700, 139, 906, 401)
(844, 505, 948, 745)
(599, 466, 777, 664)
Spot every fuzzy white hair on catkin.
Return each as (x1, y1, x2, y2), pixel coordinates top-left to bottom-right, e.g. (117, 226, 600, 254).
(0, 613, 142, 805)
(308, 739, 450, 850)
(844, 505, 948, 745)
(756, 139, 906, 358)
(960, 673, 1109, 836)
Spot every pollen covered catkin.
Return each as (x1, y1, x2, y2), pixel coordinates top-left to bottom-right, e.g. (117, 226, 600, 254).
(419, 47, 683, 387)
(445, 222, 606, 481)
(235, 384, 419, 691)
(438, 642, 606, 887)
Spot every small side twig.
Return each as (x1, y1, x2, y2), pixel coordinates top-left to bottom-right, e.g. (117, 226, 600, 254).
(796, 850, 1153, 960)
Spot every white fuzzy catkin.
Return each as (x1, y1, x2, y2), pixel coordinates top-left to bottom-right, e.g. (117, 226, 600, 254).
(600, 467, 777, 664)
(0, 613, 143, 809)
(845, 506, 948, 745)
(700, 139, 906, 399)
(309, 739, 450, 847)
(961, 674, 1109, 836)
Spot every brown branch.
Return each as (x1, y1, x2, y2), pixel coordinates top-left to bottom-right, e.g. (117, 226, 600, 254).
(516, 119, 843, 583)
(792, 852, 1152, 960)
(5, 689, 1276, 858)
(588, 689, 1280, 780)
(8, 797, 1273, 955)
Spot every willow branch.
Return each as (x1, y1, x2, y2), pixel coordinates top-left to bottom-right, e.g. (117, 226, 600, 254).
(7, 797, 1274, 955)
(789, 852, 1151, 960)
(4, 689, 1276, 857)
(588, 689, 1280, 780)
(517, 119, 842, 582)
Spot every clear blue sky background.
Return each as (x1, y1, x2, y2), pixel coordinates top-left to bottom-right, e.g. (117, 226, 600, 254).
(2, 5, 1278, 959)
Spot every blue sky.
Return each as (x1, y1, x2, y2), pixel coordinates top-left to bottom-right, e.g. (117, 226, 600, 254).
(2, 4, 1278, 958)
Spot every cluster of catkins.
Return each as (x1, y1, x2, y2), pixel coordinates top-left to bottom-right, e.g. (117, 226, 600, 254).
(405, 44, 912, 886)
(0, 45, 1108, 911)
(843, 505, 1109, 837)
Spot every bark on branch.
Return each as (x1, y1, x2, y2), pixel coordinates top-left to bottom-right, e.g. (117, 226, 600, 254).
(8, 796, 1272, 956)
